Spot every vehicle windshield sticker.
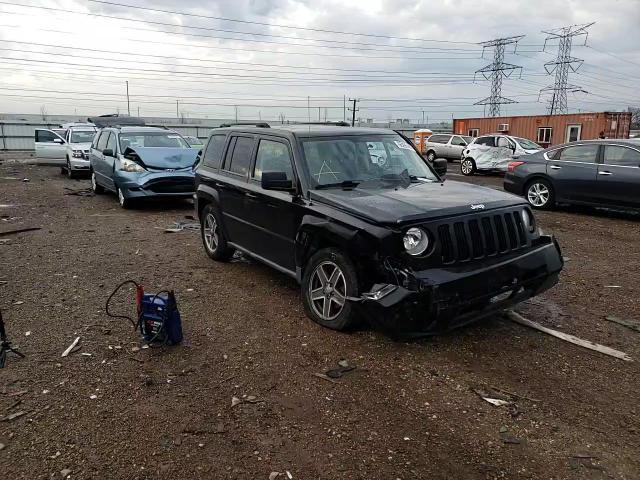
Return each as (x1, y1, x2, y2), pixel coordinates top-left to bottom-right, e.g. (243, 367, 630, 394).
(315, 161, 340, 183)
(394, 140, 413, 150)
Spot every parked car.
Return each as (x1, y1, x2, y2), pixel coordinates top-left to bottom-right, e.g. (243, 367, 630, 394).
(461, 134, 542, 176)
(183, 135, 205, 149)
(89, 126, 199, 208)
(34, 123, 98, 178)
(504, 139, 640, 211)
(194, 123, 563, 335)
(423, 134, 472, 163)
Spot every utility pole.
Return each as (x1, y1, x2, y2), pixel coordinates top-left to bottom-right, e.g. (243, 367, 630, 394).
(318, 106, 321, 122)
(176, 100, 179, 119)
(348, 98, 359, 127)
(125, 81, 130, 116)
(422, 110, 425, 126)
(539, 23, 594, 115)
(234, 105, 238, 122)
(474, 36, 524, 117)
(343, 95, 346, 122)
(137, 106, 140, 117)
(307, 96, 311, 124)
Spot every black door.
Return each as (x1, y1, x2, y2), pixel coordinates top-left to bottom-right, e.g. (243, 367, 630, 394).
(546, 144, 599, 203)
(217, 135, 256, 245)
(595, 144, 640, 208)
(242, 137, 299, 273)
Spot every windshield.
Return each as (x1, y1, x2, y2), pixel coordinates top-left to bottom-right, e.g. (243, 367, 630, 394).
(515, 137, 542, 150)
(119, 132, 190, 150)
(70, 130, 96, 143)
(300, 134, 439, 187)
(184, 136, 203, 145)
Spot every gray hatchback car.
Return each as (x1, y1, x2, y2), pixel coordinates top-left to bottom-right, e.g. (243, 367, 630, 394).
(89, 126, 200, 208)
(422, 134, 472, 162)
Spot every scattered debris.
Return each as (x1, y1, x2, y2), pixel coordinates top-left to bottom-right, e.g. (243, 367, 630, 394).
(63, 187, 94, 197)
(13, 301, 24, 305)
(286, 471, 293, 479)
(7, 390, 28, 397)
(0, 227, 41, 237)
(482, 397, 510, 407)
(164, 221, 200, 233)
(506, 310, 632, 362)
(131, 346, 140, 352)
(489, 385, 541, 403)
(326, 364, 356, 379)
(501, 434, 522, 445)
(605, 315, 640, 333)
(60, 468, 72, 478)
(89, 394, 97, 400)
(269, 472, 281, 480)
(61, 336, 81, 357)
(231, 396, 242, 407)
(2, 410, 27, 421)
(313, 372, 339, 384)
(80, 353, 92, 357)
(24, 331, 31, 336)
(604, 285, 622, 288)
(337, 359, 349, 368)
(0, 442, 5, 450)
(499, 426, 508, 433)
(22, 178, 29, 183)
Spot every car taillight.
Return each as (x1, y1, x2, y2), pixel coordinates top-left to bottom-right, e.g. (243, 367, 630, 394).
(507, 161, 524, 172)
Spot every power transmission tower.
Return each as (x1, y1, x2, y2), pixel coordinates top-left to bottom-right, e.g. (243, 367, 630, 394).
(474, 36, 525, 117)
(348, 98, 359, 126)
(539, 23, 594, 115)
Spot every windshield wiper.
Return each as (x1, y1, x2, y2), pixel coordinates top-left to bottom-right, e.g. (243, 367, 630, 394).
(315, 180, 362, 190)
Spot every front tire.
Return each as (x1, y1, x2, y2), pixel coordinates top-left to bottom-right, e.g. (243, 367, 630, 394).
(200, 204, 234, 261)
(426, 151, 436, 163)
(116, 186, 132, 209)
(302, 248, 359, 331)
(526, 179, 555, 210)
(461, 158, 476, 176)
(66, 157, 76, 179)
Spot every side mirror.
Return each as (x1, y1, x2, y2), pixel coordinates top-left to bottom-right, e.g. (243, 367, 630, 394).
(432, 158, 448, 177)
(261, 172, 294, 192)
(53, 138, 64, 144)
(102, 148, 115, 157)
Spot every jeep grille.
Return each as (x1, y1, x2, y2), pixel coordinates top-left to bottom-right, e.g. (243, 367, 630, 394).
(436, 209, 528, 264)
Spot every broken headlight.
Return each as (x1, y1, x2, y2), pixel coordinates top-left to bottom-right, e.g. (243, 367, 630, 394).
(119, 158, 145, 173)
(403, 227, 429, 256)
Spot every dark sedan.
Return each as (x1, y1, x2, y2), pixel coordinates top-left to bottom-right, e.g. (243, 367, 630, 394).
(504, 139, 640, 211)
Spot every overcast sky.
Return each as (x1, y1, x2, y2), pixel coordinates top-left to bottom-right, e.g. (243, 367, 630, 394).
(0, 0, 638, 123)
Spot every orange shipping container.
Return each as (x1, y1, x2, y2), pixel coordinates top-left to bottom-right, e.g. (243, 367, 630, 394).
(453, 112, 631, 148)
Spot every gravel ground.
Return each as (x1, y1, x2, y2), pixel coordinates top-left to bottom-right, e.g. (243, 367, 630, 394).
(1, 162, 639, 480)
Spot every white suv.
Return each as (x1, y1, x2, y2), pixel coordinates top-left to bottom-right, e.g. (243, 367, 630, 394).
(461, 134, 542, 176)
(34, 123, 98, 178)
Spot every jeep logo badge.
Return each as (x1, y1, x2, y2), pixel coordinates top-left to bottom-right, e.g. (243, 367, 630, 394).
(470, 204, 485, 210)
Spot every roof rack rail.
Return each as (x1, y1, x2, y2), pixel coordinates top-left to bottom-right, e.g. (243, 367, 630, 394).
(295, 121, 351, 127)
(218, 122, 270, 128)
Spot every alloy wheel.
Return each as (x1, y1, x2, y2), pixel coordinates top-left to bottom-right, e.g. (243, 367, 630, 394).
(117, 187, 126, 207)
(461, 159, 473, 175)
(309, 261, 347, 321)
(91, 172, 97, 191)
(203, 213, 219, 252)
(67, 159, 73, 178)
(427, 152, 435, 162)
(527, 183, 550, 207)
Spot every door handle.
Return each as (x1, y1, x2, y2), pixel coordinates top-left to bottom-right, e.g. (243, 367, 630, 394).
(598, 171, 612, 176)
(549, 165, 562, 170)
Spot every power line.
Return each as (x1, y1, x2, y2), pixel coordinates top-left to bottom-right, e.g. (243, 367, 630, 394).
(474, 36, 525, 117)
(0, 2, 481, 53)
(539, 22, 594, 114)
(84, 0, 478, 45)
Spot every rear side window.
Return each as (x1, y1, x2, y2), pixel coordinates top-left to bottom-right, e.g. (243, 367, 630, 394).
(106, 132, 117, 152)
(96, 132, 110, 150)
(429, 135, 449, 144)
(556, 144, 599, 163)
(603, 145, 640, 166)
(474, 136, 495, 147)
(203, 135, 227, 168)
(225, 136, 254, 176)
(451, 136, 467, 146)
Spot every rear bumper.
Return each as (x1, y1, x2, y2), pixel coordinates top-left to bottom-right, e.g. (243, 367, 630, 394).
(503, 173, 525, 196)
(361, 236, 563, 336)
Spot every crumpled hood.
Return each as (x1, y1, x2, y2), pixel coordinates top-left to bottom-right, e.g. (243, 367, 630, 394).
(309, 180, 525, 225)
(124, 147, 199, 170)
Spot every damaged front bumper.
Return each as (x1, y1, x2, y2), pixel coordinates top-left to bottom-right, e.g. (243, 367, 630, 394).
(359, 235, 563, 336)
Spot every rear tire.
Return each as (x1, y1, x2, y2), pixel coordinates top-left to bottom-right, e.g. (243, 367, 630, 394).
(302, 248, 360, 331)
(91, 170, 105, 194)
(461, 158, 476, 176)
(525, 178, 555, 210)
(200, 203, 234, 261)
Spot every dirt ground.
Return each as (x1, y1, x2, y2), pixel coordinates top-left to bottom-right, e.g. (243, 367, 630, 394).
(1, 161, 639, 480)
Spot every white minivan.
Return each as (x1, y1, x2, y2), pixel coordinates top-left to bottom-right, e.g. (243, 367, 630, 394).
(460, 134, 542, 176)
(34, 123, 97, 178)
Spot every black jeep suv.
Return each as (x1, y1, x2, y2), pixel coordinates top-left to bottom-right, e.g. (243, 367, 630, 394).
(194, 124, 563, 335)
